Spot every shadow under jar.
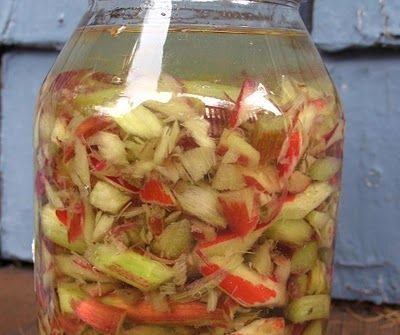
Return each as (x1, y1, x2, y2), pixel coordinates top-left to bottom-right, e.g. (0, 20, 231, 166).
(33, 0, 345, 334)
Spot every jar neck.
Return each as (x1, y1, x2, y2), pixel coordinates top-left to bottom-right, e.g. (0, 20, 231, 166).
(83, 0, 305, 32)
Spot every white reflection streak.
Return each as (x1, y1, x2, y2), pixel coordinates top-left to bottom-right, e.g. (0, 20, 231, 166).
(246, 84, 282, 116)
(107, 0, 173, 116)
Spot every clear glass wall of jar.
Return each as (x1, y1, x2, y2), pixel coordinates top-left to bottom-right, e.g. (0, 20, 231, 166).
(34, 1, 344, 334)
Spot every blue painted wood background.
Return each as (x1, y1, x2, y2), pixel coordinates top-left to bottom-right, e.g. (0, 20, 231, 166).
(0, 0, 399, 304)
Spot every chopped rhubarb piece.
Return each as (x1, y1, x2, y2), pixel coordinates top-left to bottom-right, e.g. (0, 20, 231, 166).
(140, 178, 176, 206)
(277, 129, 302, 180)
(251, 115, 289, 163)
(232, 318, 285, 335)
(218, 129, 260, 168)
(200, 257, 286, 308)
(41, 205, 86, 253)
(55, 254, 113, 283)
(104, 176, 139, 194)
(35, 170, 46, 197)
(218, 188, 260, 236)
(308, 157, 342, 181)
(277, 182, 334, 220)
(287, 170, 312, 194)
(212, 164, 245, 191)
(154, 122, 180, 164)
(67, 202, 85, 243)
(152, 219, 193, 259)
(228, 79, 257, 128)
(74, 299, 126, 335)
(175, 184, 226, 228)
(285, 295, 330, 323)
(75, 116, 112, 139)
(54, 204, 85, 243)
(196, 225, 267, 258)
(241, 166, 281, 193)
(90, 181, 131, 214)
(108, 298, 226, 327)
(86, 243, 175, 291)
(58, 282, 88, 314)
(180, 147, 216, 182)
(89, 155, 107, 172)
(265, 219, 313, 246)
(90, 131, 128, 165)
(113, 105, 163, 139)
(56, 316, 85, 335)
(183, 118, 216, 149)
(74, 140, 91, 189)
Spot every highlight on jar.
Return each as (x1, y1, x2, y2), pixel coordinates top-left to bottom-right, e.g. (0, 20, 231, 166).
(34, 66, 344, 335)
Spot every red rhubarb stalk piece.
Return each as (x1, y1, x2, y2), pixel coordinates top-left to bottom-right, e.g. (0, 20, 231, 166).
(55, 202, 84, 242)
(35, 170, 46, 197)
(115, 299, 225, 326)
(310, 98, 327, 111)
(75, 116, 112, 140)
(105, 176, 139, 194)
(56, 316, 85, 335)
(200, 263, 278, 307)
(139, 179, 175, 206)
(63, 144, 75, 162)
(218, 189, 260, 236)
(277, 130, 302, 180)
(148, 217, 164, 235)
(74, 298, 125, 335)
(89, 155, 107, 172)
(229, 79, 258, 128)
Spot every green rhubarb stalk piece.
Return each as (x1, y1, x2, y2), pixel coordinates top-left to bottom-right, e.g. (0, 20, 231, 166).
(41, 205, 87, 253)
(74, 140, 91, 189)
(212, 163, 245, 191)
(265, 219, 313, 246)
(250, 115, 290, 163)
(144, 97, 204, 122)
(287, 170, 312, 194)
(86, 243, 175, 291)
(180, 147, 216, 182)
(175, 184, 226, 228)
(182, 80, 241, 101)
(303, 320, 324, 335)
(89, 181, 131, 214)
(55, 254, 113, 283)
(74, 87, 122, 111)
(278, 182, 334, 220)
(290, 241, 318, 274)
(306, 211, 335, 248)
(58, 282, 88, 314)
(92, 212, 115, 242)
(288, 274, 309, 299)
(113, 105, 163, 139)
(308, 157, 341, 181)
(83, 199, 95, 244)
(152, 219, 194, 259)
(90, 131, 128, 166)
(249, 240, 274, 276)
(308, 260, 328, 295)
(285, 295, 330, 323)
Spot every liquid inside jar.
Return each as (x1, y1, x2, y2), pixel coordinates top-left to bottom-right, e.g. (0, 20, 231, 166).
(34, 26, 344, 335)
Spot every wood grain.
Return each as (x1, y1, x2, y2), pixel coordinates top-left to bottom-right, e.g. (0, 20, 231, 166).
(0, 266, 398, 335)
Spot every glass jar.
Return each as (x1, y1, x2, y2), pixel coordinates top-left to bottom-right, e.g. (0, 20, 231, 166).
(34, 1, 345, 334)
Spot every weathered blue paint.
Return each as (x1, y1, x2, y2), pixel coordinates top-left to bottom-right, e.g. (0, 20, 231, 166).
(313, 0, 400, 51)
(0, 0, 87, 48)
(324, 52, 400, 304)
(0, 52, 58, 260)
